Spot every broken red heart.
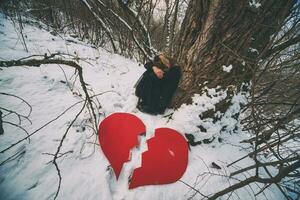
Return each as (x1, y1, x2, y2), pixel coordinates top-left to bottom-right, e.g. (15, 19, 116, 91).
(99, 113, 146, 179)
(98, 113, 188, 188)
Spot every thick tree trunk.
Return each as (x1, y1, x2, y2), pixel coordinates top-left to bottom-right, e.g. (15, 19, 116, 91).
(172, 0, 294, 107)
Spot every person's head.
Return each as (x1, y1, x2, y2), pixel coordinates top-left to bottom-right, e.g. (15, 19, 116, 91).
(153, 53, 176, 71)
(158, 54, 171, 68)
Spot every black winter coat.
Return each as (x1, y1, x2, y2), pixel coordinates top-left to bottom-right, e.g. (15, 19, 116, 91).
(135, 61, 181, 114)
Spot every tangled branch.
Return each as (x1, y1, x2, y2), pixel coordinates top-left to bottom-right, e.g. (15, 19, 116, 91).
(0, 53, 100, 199)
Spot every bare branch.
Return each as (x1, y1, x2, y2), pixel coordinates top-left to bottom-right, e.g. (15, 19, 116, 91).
(80, 0, 118, 53)
(52, 100, 86, 200)
(209, 161, 300, 200)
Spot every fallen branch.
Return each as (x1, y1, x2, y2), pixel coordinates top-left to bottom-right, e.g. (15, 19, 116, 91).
(2, 121, 30, 142)
(0, 92, 32, 116)
(0, 53, 98, 131)
(230, 156, 300, 177)
(1, 54, 105, 199)
(0, 106, 32, 125)
(208, 160, 300, 200)
(0, 89, 118, 154)
(0, 100, 83, 154)
(52, 100, 87, 200)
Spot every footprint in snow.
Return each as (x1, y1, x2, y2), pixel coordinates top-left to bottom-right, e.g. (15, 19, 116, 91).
(113, 103, 124, 109)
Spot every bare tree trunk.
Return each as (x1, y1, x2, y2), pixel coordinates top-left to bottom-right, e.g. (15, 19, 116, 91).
(17, 10, 28, 52)
(172, 0, 294, 108)
(170, 0, 179, 55)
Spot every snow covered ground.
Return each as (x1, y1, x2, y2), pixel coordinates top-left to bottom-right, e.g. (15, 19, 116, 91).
(0, 13, 285, 200)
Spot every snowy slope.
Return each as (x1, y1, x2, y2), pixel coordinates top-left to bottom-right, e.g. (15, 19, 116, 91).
(0, 13, 284, 200)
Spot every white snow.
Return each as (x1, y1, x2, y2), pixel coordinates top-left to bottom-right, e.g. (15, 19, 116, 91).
(0, 13, 285, 200)
(249, 47, 259, 54)
(222, 64, 233, 73)
(249, 0, 262, 8)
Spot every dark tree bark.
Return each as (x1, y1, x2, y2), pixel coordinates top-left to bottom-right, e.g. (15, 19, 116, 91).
(169, 0, 179, 55)
(172, 0, 294, 108)
(0, 111, 4, 135)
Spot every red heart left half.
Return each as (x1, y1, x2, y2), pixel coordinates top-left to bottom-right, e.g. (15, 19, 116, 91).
(99, 113, 146, 179)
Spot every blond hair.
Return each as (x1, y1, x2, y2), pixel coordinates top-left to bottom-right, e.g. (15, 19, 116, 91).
(159, 53, 177, 67)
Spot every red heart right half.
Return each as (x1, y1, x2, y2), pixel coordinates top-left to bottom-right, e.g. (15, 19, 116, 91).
(129, 128, 189, 189)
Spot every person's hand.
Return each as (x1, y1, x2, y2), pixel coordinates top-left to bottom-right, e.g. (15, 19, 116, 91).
(152, 66, 164, 79)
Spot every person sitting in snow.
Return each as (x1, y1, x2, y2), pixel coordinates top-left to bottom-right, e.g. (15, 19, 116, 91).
(135, 53, 181, 114)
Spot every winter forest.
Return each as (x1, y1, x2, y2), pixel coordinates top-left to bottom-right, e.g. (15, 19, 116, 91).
(0, 0, 299, 199)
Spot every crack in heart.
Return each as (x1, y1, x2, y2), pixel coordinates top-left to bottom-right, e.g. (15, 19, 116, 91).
(98, 113, 188, 189)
